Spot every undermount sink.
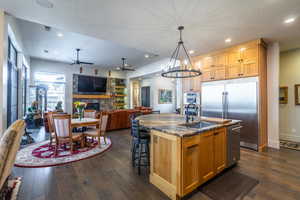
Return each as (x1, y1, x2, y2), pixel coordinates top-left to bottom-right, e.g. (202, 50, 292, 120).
(181, 121, 217, 129)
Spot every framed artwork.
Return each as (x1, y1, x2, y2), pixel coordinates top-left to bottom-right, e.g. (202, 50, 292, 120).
(295, 84, 300, 105)
(279, 86, 288, 104)
(158, 89, 172, 104)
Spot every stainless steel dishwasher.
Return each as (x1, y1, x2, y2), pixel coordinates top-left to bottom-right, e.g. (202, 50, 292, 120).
(227, 124, 242, 167)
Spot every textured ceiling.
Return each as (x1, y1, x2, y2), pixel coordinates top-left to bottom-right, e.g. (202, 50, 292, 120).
(1, 0, 300, 66)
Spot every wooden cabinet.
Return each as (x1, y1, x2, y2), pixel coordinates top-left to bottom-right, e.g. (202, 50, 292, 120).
(240, 45, 259, 77)
(198, 53, 226, 82)
(150, 127, 228, 199)
(182, 61, 201, 92)
(227, 49, 241, 78)
(181, 128, 227, 195)
(188, 40, 262, 84)
(199, 131, 215, 184)
(198, 128, 226, 184)
(226, 44, 259, 79)
(212, 66, 226, 80)
(182, 136, 200, 195)
(213, 128, 227, 174)
(182, 77, 201, 92)
(201, 69, 212, 82)
(212, 53, 227, 67)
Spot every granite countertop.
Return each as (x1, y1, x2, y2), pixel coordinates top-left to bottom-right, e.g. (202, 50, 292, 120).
(136, 114, 241, 137)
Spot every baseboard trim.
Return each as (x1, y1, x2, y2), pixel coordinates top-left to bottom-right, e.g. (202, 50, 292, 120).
(280, 133, 300, 143)
(268, 139, 280, 149)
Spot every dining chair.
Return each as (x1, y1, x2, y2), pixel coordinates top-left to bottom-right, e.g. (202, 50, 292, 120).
(84, 110, 97, 119)
(52, 114, 84, 155)
(46, 111, 57, 146)
(84, 113, 108, 148)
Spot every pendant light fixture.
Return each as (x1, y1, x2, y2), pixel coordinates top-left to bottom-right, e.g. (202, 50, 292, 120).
(161, 26, 202, 78)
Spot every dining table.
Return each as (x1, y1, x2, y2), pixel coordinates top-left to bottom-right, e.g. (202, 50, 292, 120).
(71, 118, 99, 128)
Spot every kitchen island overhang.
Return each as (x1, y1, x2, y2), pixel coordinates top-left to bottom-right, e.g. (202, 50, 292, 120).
(136, 114, 241, 200)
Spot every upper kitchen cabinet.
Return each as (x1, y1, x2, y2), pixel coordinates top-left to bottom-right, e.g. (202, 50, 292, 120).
(227, 49, 242, 79)
(196, 53, 226, 82)
(194, 39, 265, 82)
(181, 59, 202, 92)
(182, 77, 201, 93)
(226, 41, 260, 79)
(240, 43, 259, 77)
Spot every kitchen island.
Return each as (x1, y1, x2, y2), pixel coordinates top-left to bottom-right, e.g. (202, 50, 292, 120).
(136, 114, 241, 200)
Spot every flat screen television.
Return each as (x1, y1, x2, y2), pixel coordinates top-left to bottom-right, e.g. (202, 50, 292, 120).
(78, 75, 107, 94)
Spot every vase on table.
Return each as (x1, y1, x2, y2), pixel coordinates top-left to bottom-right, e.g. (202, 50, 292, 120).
(78, 108, 84, 121)
(74, 101, 87, 121)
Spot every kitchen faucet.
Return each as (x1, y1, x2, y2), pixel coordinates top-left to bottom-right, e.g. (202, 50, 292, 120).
(185, 103, 198, 123)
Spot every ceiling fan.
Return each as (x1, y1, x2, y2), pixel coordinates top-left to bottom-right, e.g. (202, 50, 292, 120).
(70, 48, 94, 65)
(116, 58, 135, 71)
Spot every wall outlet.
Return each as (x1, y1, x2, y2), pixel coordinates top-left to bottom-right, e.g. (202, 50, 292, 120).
(292, 128, 297, 133)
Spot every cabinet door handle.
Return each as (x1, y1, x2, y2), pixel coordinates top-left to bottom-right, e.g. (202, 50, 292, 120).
(187, 144, 199, 149)
(214, 132, 220, 135)
(232, 126, 243, 131)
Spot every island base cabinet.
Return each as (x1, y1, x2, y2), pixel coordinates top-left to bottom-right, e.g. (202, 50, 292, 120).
(150, 128, 227, 200)
(150, 130, 181, 200)
(199, 131, 215, 184)
(214, 128, 227, 174)
(182, 136, 200, 195)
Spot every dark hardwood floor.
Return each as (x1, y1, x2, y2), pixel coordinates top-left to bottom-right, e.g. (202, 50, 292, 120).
(13, 129, 300, 200)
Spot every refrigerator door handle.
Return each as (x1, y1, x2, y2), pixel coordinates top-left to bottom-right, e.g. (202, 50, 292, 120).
(225, 92, 228, 119)
(222, 92, 225, 119)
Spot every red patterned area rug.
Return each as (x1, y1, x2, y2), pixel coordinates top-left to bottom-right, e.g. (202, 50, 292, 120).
(15, 138, 112, 168)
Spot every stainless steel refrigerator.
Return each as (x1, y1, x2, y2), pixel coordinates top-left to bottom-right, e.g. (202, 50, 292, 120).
(201, 77, 259, 150)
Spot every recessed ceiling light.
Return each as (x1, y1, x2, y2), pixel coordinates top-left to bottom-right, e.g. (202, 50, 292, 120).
(225, 38, 232, 43)
(57, 33, 63, 37)
(284, 17, 296, 24)
(36, 0, 54, 8)
(144, 54, 150, 58)
(189, 50, 195, 54)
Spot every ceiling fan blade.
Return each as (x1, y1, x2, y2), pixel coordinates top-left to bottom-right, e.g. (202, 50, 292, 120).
(79, 61, 94, 65)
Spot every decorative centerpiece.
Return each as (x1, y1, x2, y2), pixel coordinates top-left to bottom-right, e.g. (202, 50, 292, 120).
(74, 101, 87, 121)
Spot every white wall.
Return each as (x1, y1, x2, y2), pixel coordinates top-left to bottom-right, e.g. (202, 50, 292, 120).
(267, 42, 280, 149)
(127, 58, 182, 111)
(279, 48, 300, 142)
(139, 76, 176, 113)
(30, 58, 126, 113)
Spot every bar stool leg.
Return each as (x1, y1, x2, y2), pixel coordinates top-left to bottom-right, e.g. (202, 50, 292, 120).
(138, 143, 142, 175)
(146, 142, 150, 166)
(132, 140, 136, 167)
